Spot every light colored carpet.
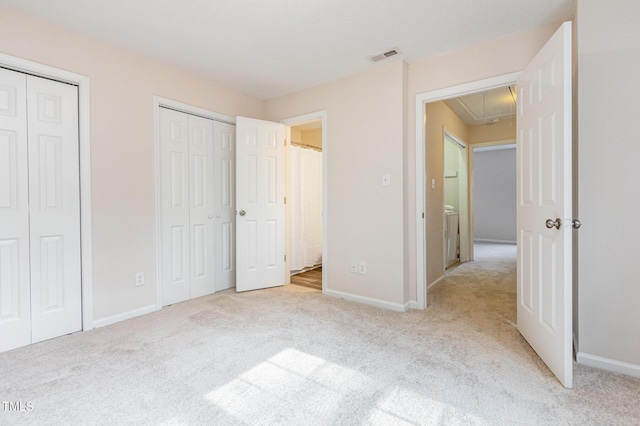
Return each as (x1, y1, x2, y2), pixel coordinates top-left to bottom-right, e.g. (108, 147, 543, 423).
(2, 243, 639, 425)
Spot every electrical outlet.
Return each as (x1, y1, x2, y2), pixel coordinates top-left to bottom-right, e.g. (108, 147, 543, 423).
(135, 272, 144, 287)
(350, 261, 358, 273)
(358, 261, 367, 274)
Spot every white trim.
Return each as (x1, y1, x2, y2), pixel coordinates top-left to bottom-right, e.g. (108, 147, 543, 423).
(0, 53, 94, 330)
(415, 72, 521, 310)
(444, 131, 467, 149)
(474, 238, 517, 245)
(92, 305, 157, 329)
(324, 289, 409, 312)
(473, 143, 516, 152)
(281, 111, 328, 294)
(154, 96, 235, 125)
(577, 352, 640, 379)
(407, 300, 419, 310)
(152, 96, 236, 310)
(427, 275, 446, 292)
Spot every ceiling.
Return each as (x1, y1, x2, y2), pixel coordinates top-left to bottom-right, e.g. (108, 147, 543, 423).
(0, 0, 574, 100)
(445, 86, 517, 126)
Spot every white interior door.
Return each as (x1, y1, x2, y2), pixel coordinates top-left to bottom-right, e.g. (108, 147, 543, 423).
(160, 108, 217, 305)
(517, 22, 573, 388)
(0, 68, 31, 352)
(27, 74, 82, 344)
(160, 108, 191, 305)
(214, 121, 236, 291)
(235, 117, 286, 292)
(187, 115, 216, 299)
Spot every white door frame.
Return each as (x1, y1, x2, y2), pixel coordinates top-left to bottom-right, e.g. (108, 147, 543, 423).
(281, 111, 328, 293)
(0, 53, 94, 330)
(152, 96, 235, 309)
(415, 72, 520, 310)
(469, 139, 516, 260)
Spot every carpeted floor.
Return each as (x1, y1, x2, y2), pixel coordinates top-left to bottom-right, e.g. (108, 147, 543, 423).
(1, 243, 639, 425)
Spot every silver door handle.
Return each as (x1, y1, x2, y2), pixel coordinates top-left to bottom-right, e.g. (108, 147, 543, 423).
(545, 218, 562, 230)
(572, 219, 581, 229)
(239, 210, 246, 216)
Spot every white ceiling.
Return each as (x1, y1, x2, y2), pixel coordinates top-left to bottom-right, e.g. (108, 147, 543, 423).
(445, 86, 517, 126)
(0, 0, 574, 100)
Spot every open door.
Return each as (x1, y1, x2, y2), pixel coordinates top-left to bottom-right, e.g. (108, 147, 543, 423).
(517, 22, 573, 388)
(235, 117, 287, 292)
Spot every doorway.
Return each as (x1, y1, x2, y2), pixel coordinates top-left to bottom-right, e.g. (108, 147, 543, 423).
(0, 53, 93, 352)
(288, 120, 323, 291)
(443, 132, 469, 271)
(470, 141, 516, 249)
(415, 73, 520, 309)
(153, 97, 237, 308)
(281, 111, 328, 293)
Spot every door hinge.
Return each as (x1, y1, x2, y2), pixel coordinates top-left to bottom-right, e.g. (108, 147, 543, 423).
(284, 255, 287, 262)
(422, 212, 425, 219)
(284, 196, 287, 204)
(284, 138, 287, 146)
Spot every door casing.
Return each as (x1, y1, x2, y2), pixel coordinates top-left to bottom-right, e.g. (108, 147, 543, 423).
(281, 111, 328, 293)
(0, 52, 94, 331)
(415, 72, 521, 310)
(153, 96, 235, 309)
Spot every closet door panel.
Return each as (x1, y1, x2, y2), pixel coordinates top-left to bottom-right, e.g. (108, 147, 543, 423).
(160, 108, 191, 305)
(188, 114, 215, 299)
(27, 75, 82, 343)
(0, 68, 30, 352)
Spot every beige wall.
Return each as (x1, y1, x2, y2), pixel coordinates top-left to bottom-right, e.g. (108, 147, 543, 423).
(301, 128, 322, 149)
(264, 61, 406, 306)
(0, 8, 262, 322)
(577, 0, 640, 368)
(467, 119, 516, 144)
(290, 127, 302, 143)
(424, 102, 468, 284)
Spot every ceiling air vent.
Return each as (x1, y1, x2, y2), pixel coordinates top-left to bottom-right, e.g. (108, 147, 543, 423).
(370, 48, 400, 63)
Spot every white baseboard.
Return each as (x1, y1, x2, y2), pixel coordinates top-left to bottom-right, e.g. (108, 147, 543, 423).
(427, 275, 446, 292)
(474, 238, 516, 244)
(577, 352, 640, 379)
(407, 300, 419, 310)
(324, 289, 409, 312)
(92, 304, 158, 329)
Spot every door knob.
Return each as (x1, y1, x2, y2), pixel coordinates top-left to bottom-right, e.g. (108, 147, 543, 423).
(545, 218, 562, 230)
(208, 215, 212, 219)
(239, 210, 246, 216)
(572, 219, 582, 229)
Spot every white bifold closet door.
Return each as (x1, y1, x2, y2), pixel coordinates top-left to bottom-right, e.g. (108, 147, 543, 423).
(160, 108, 236, 305)
(0, 68, 81, 352)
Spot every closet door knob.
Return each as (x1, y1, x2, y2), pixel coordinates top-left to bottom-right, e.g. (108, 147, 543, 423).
(572, 219, 582, 229)
(239, 210, 246, 217)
